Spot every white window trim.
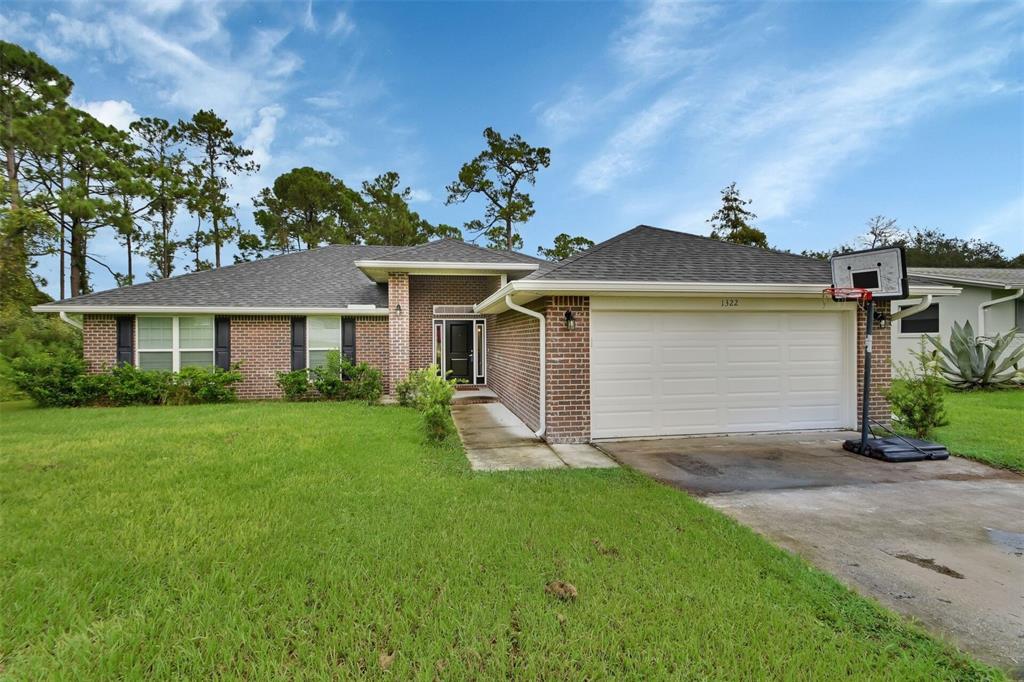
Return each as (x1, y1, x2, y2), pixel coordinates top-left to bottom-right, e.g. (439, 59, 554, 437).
(896, 301, 940, 338)
(135, 315, 215, 372)
(432, 318, 487, 385)
(307, 315, 343, 369)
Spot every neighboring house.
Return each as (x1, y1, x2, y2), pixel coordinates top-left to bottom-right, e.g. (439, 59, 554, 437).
(890, 268, 1024, 368)
(35, 226, 954, 443)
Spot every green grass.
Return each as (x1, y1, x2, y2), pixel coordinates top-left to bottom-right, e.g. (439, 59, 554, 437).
(933, 390, 1024, 472)
(0, 402, 1000, 679)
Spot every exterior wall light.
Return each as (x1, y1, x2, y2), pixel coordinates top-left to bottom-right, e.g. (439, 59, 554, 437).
(563, 309, 576, 330)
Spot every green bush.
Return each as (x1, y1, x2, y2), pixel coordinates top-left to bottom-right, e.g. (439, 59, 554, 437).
(311, 350, 347, 400)
(395, 364, 457, 411)
(423, 404, 454, 442)
(8, 352, 88, 407)
(276, 369, 311, 401)
(104, 364, 173, 406)
(347, 362, 383, 404)
(395, 364, 458, 442)
(887, 344, 950, 439)
(164, 367, 243, 405)
(7, 353, 242, 407)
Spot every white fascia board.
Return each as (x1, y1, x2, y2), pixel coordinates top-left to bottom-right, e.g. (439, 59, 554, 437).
(31, 304, 389, 316)
(474, 279, 960, 313)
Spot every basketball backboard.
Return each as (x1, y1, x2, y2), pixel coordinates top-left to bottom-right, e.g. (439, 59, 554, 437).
(829, 246, 908, 301)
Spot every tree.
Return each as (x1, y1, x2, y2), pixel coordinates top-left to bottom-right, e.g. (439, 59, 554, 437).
(707, 182, 768, 248)
(859, 215, 903, 248)
(252, 167, 362, 252)
(362, 171, 460, 245)
(538, 233, 594, 261)
(176, 110, 258, 268)
(445, 127, 550, 250)
(130, 117, 189, 280)
(1, 41, 72, 301)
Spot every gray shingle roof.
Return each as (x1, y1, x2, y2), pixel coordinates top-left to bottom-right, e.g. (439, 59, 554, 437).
(381, 238, 549, 265)
(529, 225, 836, 284)
(48, 245, 401, 308)
(909, 268, 1024, 289)
(43, 239, 551, 309)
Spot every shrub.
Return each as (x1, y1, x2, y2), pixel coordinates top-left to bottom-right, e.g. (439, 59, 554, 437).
(925, 321, 1024, 390)
(164, 367, 243, 405)
(395, 365, 457, 411)
(8, 352, 88, 407)
(310, 350, 347, 400)
(277, 369, 311, 401)
(887, 343, 950, 439)
(347, 362, 383, 404)
(105, 364, 172, 406)
(423, 404, 454, 442)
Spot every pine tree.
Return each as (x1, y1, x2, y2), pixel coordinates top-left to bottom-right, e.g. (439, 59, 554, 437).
(707, 182, 769, 249)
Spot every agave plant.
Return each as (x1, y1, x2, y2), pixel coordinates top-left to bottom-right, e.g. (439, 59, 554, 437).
(922, 320, 1024, 390)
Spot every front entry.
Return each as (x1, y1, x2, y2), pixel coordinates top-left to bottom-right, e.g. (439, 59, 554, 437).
(445, 321, 474, 383)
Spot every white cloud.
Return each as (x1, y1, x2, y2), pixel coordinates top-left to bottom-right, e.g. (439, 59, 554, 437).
(611, 0, 718, 80)
(302, 0, 316, 31)
(76, 99, 139, 130)
(575, 93, 688, 193)
(968, 196, 1024, 254)
(328, 10, 354, 37)
(408, 188, 433, 203)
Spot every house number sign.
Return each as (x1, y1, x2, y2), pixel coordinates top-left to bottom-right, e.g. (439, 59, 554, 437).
(720, 298, 740, 307)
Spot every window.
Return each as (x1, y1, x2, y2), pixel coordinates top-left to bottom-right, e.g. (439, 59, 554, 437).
(1016, 297, 1024, 332)
(899, 303, 939, 334)
(137, 316, 214, 371)
(475, 319, 486, 382)
(307, 316, 341, 369)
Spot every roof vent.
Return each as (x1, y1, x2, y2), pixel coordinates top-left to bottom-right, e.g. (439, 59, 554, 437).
(433, 304, 475, 315)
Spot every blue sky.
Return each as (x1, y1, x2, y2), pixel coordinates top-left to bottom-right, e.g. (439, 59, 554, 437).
(3, 0, 1022, 297)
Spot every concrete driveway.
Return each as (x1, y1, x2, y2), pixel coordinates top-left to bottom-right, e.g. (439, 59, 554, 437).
(599, 432, 1024, 674)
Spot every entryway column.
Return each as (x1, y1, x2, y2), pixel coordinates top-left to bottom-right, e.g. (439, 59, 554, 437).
(388, 272, 410, 392)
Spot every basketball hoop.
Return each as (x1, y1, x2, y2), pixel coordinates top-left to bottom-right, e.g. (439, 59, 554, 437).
(822, 287, 872, 309)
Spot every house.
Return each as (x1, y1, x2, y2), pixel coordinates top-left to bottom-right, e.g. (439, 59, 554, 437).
(34, 226, 955, 443)
(890, 268, 1024, 368)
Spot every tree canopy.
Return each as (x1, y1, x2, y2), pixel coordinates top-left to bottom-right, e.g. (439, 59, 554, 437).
(253, 166, 362, 252)
(445, 127, 550, 250)
(538, 233, 594, 261)
(707, 182, 769, 248)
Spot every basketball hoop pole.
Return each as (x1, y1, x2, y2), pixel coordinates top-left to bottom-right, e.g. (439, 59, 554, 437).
(859, 296, 874, 451)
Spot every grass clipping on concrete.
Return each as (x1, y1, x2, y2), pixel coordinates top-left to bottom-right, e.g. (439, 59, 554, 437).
(0, 401, 1000, 679)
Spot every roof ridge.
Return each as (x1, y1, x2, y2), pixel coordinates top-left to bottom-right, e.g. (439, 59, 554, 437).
(533, 225, 648, 279)
(637, 224, 834, 265)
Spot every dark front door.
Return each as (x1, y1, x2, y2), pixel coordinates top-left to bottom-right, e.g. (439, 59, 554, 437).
(446, 321, 473, 383)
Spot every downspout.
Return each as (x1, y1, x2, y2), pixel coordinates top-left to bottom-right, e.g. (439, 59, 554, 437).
(889, 295, 933, 322)
(505, 294, 546, 439)
(59, 311, 83, 330)
(979, 288, 1024, 337)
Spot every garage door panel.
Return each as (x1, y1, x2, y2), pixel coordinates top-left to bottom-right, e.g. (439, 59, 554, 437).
(592, 309, 851, 438)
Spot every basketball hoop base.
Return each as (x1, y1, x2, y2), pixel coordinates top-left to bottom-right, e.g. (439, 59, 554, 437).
(843, 436, 949, 463)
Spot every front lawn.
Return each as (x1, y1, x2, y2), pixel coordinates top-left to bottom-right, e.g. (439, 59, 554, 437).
(0, 401, 997, 679)
(933, 389, 1024, 472)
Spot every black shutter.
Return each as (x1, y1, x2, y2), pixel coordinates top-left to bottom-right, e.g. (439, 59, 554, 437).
(115, 316, 134, 366)
(342, 318, 356, 363)
(291, 317, 306, 370)
(215, 316, 231, 370)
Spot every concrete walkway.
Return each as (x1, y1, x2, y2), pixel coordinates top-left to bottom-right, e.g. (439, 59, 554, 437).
(451, 402, 617, 471)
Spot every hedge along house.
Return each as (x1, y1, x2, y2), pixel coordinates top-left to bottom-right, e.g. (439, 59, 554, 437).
(35, 226, 956, 443)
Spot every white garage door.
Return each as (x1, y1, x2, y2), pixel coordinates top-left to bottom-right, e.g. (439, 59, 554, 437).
(591, 309, 854, 439)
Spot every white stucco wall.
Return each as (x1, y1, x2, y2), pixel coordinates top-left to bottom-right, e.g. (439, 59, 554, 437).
(891, 285, 1023, 370)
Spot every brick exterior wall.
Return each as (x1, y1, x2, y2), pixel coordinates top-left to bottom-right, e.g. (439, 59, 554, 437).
(857, 301, 892, 426)
(545, 296, 591, 443)
(408, 275, 501, 372)
(83, 315, 118, 373)
(355, 316, 390, 392)
(487, 303, 542, 432)
(388, 273, 410, 391)
(230, 316, 291, 399)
